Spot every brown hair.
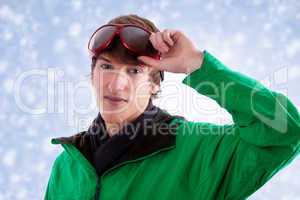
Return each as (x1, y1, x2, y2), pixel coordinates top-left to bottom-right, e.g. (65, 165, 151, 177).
(90, 14, 163, 99)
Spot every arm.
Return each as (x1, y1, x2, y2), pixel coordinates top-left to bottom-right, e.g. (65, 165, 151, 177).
(183, 50, 300, 147)
(181, 50, 300, 199)
(138, 29, 300, 199)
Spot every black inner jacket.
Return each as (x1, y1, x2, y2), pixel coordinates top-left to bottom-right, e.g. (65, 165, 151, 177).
(53, 99, 185, 177)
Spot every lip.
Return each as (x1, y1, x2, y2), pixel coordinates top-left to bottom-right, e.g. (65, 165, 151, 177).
(104, 95, 128, 102)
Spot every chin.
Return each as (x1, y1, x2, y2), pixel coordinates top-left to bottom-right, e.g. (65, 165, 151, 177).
(101, 113, 124, 123)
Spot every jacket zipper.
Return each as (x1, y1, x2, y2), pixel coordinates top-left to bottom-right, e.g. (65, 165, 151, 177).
(94, 177, 101, 200)
(93, 145, 175, 200)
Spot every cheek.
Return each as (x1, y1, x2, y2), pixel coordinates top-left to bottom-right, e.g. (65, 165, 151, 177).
(133, 81, 152, 99)
(130, 83, 152, 111)
(92, 71, 106, 95)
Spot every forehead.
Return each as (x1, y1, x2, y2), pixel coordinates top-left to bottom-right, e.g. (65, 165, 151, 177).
(97, 52, 136, 64)
(96, 53, 152, 72)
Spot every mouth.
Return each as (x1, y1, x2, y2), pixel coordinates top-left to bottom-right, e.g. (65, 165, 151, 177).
(104, 95, 128, 103)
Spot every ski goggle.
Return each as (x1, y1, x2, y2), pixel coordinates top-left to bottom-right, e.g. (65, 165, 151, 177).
(88, 24, 164, 81)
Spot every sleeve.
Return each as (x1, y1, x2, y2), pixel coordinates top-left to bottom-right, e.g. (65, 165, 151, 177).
(44, 174, 53, 200)
(181, 50, 300, 199)
(44, 151, 65, 200)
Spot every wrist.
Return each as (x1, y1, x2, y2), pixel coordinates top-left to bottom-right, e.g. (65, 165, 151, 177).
(185, 50, 204, 74)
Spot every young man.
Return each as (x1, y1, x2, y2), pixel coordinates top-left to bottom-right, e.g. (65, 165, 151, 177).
(44, 14, 300, 200)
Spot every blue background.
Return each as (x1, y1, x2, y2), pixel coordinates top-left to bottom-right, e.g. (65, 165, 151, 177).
(0, 0, 300, 199)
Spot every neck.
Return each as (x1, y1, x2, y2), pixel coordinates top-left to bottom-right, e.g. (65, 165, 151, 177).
(105, 102, 150, 137)
(105, 113, 139, 137)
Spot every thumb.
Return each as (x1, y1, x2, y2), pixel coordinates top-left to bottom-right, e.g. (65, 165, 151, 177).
(138, 56, 163, 70)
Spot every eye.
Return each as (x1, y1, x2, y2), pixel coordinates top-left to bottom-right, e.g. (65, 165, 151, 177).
(128, 67, 142, 74)
(99, 63, 113, 70)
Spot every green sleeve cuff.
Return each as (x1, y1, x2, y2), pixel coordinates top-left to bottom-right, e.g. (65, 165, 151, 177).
(182, 50, 227, 87)
(181, 50, 237, 109)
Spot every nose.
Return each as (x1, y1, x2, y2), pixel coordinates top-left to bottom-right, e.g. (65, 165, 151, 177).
(108, 71, 129, 93)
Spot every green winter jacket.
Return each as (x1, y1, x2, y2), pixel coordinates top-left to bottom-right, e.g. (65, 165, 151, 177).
(44, 51, 300, 200)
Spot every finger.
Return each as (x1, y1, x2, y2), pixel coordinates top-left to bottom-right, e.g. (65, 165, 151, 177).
(138, 56, 167, 71)
(154, 33, 170, 53)
(170, 30, 182, 43)
(162, 30, 174, 46)
(150, 33, 167, 53)
(163, 30, 181, 44)
(149, 33, 160, 52)
(138, 56, 178, 72)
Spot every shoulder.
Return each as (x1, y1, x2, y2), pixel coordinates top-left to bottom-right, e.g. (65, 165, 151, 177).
(50, 150, 70, 173)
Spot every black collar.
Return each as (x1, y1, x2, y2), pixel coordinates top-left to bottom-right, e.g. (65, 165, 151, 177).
(52, 100, 185, 176)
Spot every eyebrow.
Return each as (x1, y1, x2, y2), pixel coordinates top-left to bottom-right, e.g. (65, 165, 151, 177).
(97, 55, 144, 70)
(97, 55, 111, 62)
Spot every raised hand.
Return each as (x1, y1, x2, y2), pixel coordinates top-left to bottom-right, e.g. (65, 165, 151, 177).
(138, 29, 204, 74)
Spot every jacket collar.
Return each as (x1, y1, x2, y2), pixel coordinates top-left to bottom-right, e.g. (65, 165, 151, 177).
(52, 100, 185, 175)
